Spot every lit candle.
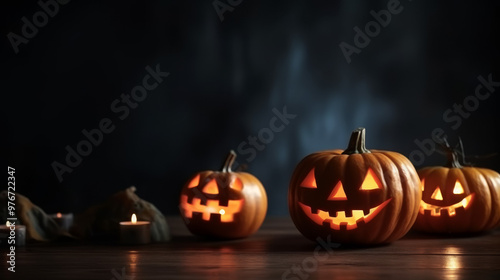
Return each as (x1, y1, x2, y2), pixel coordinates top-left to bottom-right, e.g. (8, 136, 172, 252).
(119, 214, 151, 245)
(0, 221, 26, 247)
(49, 212, 74, 231)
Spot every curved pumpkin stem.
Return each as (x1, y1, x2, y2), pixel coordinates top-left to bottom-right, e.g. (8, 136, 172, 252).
(221, 150, 237, 172)
(439, 137, 497, 166)
(342, 127, 371, 155)
(440, 138, 463, 168)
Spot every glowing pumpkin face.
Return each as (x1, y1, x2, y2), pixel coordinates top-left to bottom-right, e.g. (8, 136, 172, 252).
(413, 140, 500, 233)
(179, 150, 267, 239)
(289, 128, 421, 244)
(180, 174, 244, 223)
(419, 178, 474, 217)
(298, 167, 392, 230)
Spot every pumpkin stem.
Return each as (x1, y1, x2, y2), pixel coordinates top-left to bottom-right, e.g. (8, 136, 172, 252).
(439, 137, 463, 168)
(221, 150, 237, 172)
(342, 127, 371, 155)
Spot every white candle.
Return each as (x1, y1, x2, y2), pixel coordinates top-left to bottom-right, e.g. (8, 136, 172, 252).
(0, 221, 26, 247)
(49, 212, 74, 231)
(119, 214, 150, 245)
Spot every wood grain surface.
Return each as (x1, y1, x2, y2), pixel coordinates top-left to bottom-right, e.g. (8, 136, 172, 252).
(1, 216, 499, 279)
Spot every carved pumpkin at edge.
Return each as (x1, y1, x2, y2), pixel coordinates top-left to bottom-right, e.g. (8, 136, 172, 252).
(289, 128, 421, 244)
(413, 141, 500, 233)
(179, 150, 267, 239)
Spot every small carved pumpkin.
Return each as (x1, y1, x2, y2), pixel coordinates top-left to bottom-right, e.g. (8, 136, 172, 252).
(179, 150, 267, 239)
(289, 128, 421, 244)
(413, 140, 500, 233)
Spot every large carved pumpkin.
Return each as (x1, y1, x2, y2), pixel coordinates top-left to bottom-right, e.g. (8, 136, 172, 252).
(413, 140, 500, 233)
(289, 128, 421, 244)
(179, 150, 267, 239)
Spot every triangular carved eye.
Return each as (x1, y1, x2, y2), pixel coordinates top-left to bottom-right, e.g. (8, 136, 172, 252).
(300, 168, 317, 188)
(202, 179, 219, 194)
(431, 187, 443, 200)
(231, 178, 243, 191)
(187, 175, 200, 188)
(328, 181, 347, 200)
(359, 168, 383, 190)
(453, 180, 464, 194)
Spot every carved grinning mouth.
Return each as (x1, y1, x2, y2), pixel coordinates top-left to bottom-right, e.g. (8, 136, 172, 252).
(419, 194, 474, 217)
(299, 198, 392, 230)
(180, 195, 243, 222)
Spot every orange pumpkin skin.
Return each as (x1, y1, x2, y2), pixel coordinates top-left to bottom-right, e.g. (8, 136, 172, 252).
(179, 151, 267, 239)
(413, 147, 500, 233)
(289, 128, 421, 244)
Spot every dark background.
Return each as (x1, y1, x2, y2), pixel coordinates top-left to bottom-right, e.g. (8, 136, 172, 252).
(2, 0, 499, 216)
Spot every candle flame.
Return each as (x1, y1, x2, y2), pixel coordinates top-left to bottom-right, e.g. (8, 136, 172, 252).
(219, 209, 225, 215)
(131, 214, 137, 223)
(6, 221, 10, 227)
(56, 212, 62, 218)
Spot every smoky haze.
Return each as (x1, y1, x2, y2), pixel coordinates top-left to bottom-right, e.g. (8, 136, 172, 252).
(2, 0, 499, 216)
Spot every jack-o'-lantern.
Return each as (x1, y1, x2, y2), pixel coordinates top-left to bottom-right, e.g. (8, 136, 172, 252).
(413, 140, 500, 233)
(289, 128, 421, 244)
(179, 150, 267, 239)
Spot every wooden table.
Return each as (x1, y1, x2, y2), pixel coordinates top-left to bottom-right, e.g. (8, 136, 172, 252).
(2, 217, 500, 279)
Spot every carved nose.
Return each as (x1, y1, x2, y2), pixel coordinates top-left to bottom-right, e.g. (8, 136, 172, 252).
(431, 187, 443, 201)
(328, 181, 347, 201)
